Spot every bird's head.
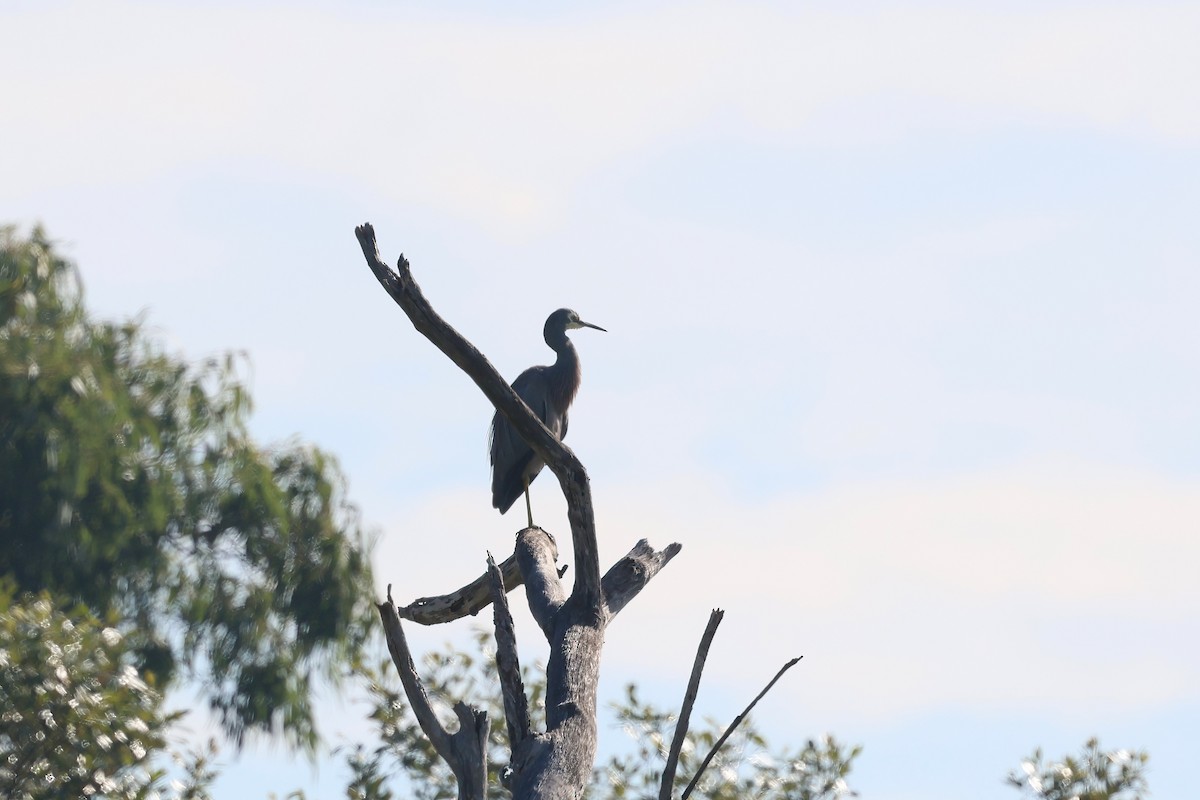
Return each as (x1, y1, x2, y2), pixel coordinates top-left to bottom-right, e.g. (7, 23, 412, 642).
(546, 308, 606, 339)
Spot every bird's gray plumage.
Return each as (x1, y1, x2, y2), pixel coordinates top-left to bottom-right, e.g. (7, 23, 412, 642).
(489, 308, 604, 523)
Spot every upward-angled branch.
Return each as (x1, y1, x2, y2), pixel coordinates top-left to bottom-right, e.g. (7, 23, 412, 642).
(354, 223, 601, 604)
(660, 609, 724, 800)
(376, 589, 489, 800)
(488, 553, 532, 763)
(602, 539, 683, 621)
(681, 656, 803, 800)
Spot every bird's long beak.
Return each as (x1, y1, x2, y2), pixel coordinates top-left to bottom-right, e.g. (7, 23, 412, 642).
(580, 320, 606, 332)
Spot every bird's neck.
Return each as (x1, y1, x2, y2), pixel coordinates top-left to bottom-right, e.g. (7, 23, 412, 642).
(550, 336, 581, 407)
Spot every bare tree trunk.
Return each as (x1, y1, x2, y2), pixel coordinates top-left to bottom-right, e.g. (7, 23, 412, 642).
(355, 224, 680, 799)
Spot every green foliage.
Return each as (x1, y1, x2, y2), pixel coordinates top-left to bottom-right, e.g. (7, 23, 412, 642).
(1007, 738, 1149, 800)
(329, 632, 858, 800)
(0, 591, 218, 800)
(0, 225, 376, 750)
(344, 743, 396, 800)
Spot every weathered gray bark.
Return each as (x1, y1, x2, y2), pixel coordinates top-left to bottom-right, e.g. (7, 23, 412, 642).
(488, 552, 531, 782)
(601, 539, 683, 620)
(400, 548, 529, 625)
(356, 223, 681, 800)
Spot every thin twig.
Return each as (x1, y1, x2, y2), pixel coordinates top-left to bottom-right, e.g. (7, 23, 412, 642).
(681, 656, 803, 800)
(660, 609, 724, 800)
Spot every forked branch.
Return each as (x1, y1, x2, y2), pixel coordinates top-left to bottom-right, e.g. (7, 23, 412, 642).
(602, 539, 683, 620)
(376, 588, 489, 800)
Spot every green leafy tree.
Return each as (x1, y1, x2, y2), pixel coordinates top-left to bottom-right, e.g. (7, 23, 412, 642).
(0, 590, 218, 800)
(0, 225, 376, 750)
(1007, 738, 1149, 800)
(330, 632, 859, 800)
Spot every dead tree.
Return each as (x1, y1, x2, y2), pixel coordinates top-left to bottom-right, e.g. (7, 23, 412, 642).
(354, 224, 796, 799)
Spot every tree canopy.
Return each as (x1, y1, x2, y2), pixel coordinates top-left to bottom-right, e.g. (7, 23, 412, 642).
(0, 591, 218, 800)
(0, 225, 376, 749)
(1008, 738, 1149, 800)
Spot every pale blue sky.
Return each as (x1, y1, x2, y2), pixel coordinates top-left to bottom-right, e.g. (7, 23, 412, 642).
(4, 2, 1198, 797)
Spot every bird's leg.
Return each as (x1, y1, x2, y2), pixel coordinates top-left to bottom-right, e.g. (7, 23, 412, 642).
(524, 475, 534, 529)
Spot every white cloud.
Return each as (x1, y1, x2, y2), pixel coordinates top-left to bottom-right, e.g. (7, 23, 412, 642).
(161, 456, 1196, 800)
(4, 2, 1198, 236)
(376, 459, 1200, 724)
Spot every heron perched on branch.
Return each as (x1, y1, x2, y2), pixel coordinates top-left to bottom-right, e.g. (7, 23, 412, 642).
(489, 308, 605, 528)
